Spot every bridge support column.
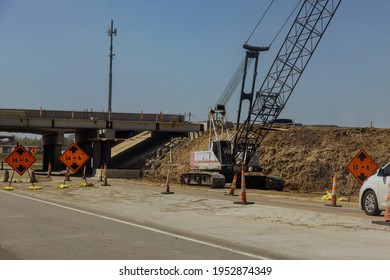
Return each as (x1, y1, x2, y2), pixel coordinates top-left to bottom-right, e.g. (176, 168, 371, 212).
(92, 141, 103, 170)
(75, 130, 97, 175)
(98, 129, 115, 168)
(43, 132, 64, 172)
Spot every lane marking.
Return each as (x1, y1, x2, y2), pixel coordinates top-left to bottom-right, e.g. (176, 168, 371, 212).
(1, 190, 271, 260)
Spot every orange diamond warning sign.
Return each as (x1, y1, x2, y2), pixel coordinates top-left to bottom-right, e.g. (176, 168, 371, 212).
(5, 145, 36, 175)
(59, 143, 90, 173)
(346, 148, 378, 185)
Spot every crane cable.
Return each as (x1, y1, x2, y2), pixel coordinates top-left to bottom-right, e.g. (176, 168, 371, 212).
(217, 0, 303, 107)
(217, 0, 275, 107)
(269, 0, 302, 47)
(245, 0, 275, 45)
(245, 0, 303, 47)
(216, 57, 248, 106)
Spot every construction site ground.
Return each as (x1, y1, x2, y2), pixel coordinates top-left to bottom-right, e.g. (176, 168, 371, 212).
(2, 174, 390, 260)
(3, 126, 390, 259)
(143, 126, 390, 195)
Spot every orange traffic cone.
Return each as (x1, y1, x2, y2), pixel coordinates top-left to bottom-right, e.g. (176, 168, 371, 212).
(234, 166, 254, 205)
(161, 169, 174, 194)
(98, 165, 103, 182)
(101, 163, 110, 186)
(384, 194, 390, 223)
(82, 165, 86, 179)
(325, 176, 342, 207)
(225, 173, 238, 196)
(65, 167, 71, 181)
(46, 162, 52, 178)
(372, 185, 390, 225)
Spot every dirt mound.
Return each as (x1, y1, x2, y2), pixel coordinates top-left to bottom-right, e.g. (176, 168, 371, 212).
(143, 126, 390, 193)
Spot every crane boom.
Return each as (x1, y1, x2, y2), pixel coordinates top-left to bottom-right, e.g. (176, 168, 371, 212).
(233, 0, 342, 166)
(180, 0, 342, 190)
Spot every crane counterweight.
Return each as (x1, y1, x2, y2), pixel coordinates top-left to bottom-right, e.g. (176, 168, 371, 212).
(242, 44, 270, 53)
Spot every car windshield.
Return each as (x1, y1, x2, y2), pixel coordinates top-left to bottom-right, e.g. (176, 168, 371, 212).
(379, 162, 390, 176)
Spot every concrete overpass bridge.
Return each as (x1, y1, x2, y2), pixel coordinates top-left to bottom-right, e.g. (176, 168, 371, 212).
(0, 108, 202, 173)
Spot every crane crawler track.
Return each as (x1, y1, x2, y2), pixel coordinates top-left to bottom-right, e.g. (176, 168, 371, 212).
(180, 172, 226, 188)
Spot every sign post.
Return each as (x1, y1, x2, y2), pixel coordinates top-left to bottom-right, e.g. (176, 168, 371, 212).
(4, 145, 40, 190)
(58, 143, 91, 188)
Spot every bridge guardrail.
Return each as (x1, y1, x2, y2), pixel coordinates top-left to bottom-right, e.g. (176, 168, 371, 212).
(0, 108, 185, 122)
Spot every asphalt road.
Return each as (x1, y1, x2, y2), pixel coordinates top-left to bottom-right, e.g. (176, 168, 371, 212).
(1, 176, 390, 260)
(0, 189, 258, 260)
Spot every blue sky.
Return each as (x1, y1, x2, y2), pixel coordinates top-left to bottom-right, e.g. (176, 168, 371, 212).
(0, 0, 389, 128)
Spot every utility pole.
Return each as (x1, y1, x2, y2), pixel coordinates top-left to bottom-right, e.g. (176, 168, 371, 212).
(106, 19, 117, 123)
(104, 20, 117, 170)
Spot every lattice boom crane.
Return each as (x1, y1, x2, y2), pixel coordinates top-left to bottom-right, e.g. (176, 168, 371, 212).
(232, 0, 343, 167)
(180, 0, 342, 189)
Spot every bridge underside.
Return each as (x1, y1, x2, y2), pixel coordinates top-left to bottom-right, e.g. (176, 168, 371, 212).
(0, 108, 203, 173)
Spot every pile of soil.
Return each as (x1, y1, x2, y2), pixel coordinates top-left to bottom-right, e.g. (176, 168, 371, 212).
(143, 126, 390, 194)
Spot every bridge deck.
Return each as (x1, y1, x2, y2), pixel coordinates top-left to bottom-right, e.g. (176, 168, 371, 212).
(0, 108, 202, 134)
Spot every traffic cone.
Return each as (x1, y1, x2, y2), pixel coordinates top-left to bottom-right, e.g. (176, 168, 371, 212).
(225, 173, 238, 196)
(46, 162, 52, 178)
(101, 163, 110, 186)
(28, 170, 41, 190)
(65, 167, 71, 181)
(98, 165, 103, 182)
(384, 196, 390, 223)
(58, 167, 72, 188)
(161, 169, 174, 194)
(325, 176, 342, 207)
(372, 184, 390, 225)
(234, 166, 254, 205)
(82, 165, 86, 179)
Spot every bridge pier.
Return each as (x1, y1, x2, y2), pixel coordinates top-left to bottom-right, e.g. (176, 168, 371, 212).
(97, 128, 115, 168)
(41, 129, 116, 174)
(91, 140, 103, 171)
(75, 130, 96, 174)
(43, 132, 64, 172)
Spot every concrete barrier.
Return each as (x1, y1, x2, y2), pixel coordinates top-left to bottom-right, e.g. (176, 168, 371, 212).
(1, 170, 37, 182)
(0, 170, 9, 182)
(93, 168, 141, 179)
(12, 170, 38, 183)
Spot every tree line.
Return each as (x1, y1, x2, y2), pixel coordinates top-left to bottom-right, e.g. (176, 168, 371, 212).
(15, 134, 75, 147)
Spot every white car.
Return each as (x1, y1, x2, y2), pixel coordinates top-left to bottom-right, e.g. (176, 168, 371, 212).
(359, 163, 390, 216)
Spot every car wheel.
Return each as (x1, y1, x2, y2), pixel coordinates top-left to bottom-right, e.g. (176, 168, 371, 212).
(363, 190, 382, 216)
